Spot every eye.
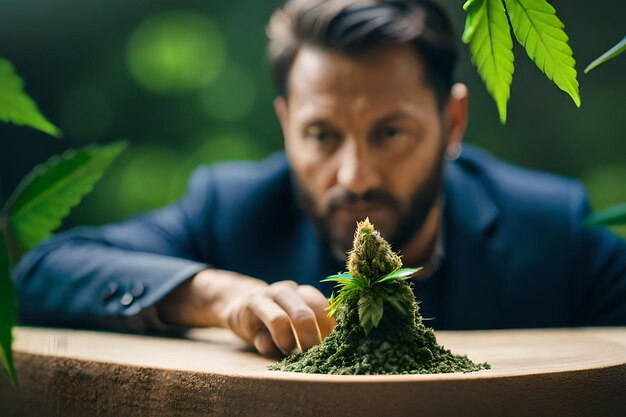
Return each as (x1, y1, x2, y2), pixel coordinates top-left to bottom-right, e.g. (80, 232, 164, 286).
(305, 127, 339, 143)
(373, 126, 404, 142)
(381, 126, 403, 138)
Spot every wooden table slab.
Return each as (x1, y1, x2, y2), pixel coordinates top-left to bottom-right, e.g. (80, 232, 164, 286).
(1, 326, 625, 417)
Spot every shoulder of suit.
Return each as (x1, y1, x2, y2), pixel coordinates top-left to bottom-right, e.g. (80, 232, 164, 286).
(182, 151, 292, 217)
(189, 151, 287, 182)
(187, 151, 288, 192)
(455, 145, 588, 219)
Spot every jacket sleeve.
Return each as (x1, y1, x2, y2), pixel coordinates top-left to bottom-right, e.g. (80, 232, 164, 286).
(571, 184, 626, 326)
(12, 166, 215, 332)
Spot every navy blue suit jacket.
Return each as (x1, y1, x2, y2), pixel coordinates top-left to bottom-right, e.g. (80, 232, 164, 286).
(14, 145, 626, 330)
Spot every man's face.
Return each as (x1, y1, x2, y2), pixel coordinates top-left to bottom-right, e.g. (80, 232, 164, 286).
(276, 43, 455, 258)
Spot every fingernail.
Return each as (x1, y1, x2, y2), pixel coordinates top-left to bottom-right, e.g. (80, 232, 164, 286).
(277, 334, 297, 356)
(315, 321, 322, 343)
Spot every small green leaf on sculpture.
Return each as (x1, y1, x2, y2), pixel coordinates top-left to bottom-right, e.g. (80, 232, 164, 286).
(383, 289, 414, 317)
(320, 273, 353, 283)
(376, 267, 421, 284)
(358, 294, 384, 335)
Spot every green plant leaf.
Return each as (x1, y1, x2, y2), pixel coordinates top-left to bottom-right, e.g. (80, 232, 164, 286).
(584, 36, 626, 74)
(463, 0, 514, 123)
(322, 273, 370, 291)
(320, 277, 353, 286)
(0, 58, 61, 137)
(358, 294, 383, 335)
(320, 273, 352, 283)
(351, 274, 370, 289)
(383, 287, 414, 318)
(0, 234, 18, 386)
(327, 286, 358, 318)
(584, 203, 626, 227)
(504, 0, 580, 107)
(375, 267, 421, 284)
(461, 0, 486, 43)
(7, 141, 128, 251)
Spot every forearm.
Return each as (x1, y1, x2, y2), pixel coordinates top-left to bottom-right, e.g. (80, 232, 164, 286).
(157, 269, 268, 328)
(14, 235, 207, 330)
(15, 230, 333, 357)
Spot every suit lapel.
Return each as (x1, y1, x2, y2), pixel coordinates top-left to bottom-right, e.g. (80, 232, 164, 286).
(441, 157, 506, 329)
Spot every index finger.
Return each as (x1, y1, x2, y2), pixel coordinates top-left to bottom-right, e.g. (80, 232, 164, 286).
(296, 285, 335, 338)
(247, 295, 298, 355)
(270, 287, 322, 352)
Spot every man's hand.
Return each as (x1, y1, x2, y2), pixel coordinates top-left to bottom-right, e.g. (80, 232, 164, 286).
(157, 269, 334, 357)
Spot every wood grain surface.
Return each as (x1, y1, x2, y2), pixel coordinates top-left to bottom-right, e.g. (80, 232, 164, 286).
(2, 326, 625, 417)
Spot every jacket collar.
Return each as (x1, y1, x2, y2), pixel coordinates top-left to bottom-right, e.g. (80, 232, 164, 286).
(444, 147, 500, 236)
(439, 146, 505, 329)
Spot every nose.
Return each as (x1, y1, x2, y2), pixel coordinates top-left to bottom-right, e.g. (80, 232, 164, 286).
(336, 140, 382, 195)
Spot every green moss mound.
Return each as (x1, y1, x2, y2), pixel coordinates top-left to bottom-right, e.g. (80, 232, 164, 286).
(269, 290, 490, 375)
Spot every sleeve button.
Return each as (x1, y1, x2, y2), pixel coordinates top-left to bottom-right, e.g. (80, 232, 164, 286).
(130, 281, 145, 298)
(100, 282, 119, 302)
(120, 292, 134, 307)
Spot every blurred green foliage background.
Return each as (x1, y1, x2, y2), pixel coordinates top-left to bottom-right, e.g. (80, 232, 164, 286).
(0, 0, 624, 236)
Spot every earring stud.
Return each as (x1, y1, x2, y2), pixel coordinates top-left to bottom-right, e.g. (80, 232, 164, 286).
(445, 143, 462, 161)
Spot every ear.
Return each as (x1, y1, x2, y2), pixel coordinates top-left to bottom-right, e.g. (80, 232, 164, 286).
(274, 96, 290, 145)
(444, 83, 469, 155)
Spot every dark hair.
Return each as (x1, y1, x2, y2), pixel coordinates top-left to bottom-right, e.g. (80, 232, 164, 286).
(267, 0, 458, 108)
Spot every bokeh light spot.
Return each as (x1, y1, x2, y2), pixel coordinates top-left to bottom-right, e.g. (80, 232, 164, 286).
(168, 130, 265, 198)
(190, 130, 264, 163)
(199, 62, 256, 122)
(127, 11, 225, 94)
(117, 145, 182, 213)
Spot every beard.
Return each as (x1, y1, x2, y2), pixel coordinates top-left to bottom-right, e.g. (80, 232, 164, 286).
(291, 150, 445, 261)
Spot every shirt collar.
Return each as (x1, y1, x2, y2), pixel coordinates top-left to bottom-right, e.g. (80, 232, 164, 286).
(410, 195, 446, 281)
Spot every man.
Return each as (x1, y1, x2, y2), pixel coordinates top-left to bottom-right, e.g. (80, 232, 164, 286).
(14, 0, 626, 357)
